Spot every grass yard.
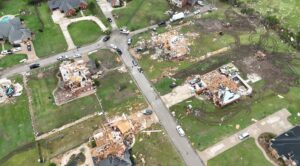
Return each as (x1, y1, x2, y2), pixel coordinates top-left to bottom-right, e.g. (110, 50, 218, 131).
(68, 20, 104, 46)
(112, 0, 170, 30)
(84, 0, 111, 29)
(0, 54, 27, 69)
(208, 138, 272, 166)
(0, 148, 44, 166)
(96, 70, 147, 116)
(89, 49, 122, 69)
(28, 65, 102, 133)
(0, 76, 34, 159)
(132, 124, 184, 166)
(0, 1, 67, 58)
(39, 115, 106, 158)
(240, 0, 300, 33)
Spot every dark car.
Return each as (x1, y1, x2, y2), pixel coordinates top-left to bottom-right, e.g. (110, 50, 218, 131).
(116, 48, 122, 55)
(169, 82, 177, 89)
(143, 109, 153, 115)
(27, 44, 32, 51)
(103, 35, 110, 42)
(29, 63, 40, 69)
(158, 21, 166, 26)
(132, 59, 138, 66)
(107, 17, 112, 23)
(137, 67, 143, 73)
(7, 50, 13, 55)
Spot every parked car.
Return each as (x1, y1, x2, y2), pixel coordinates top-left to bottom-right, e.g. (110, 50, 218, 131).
(110, 44, 117, 49)
(127, 38, 132, 45)
(238, 132, 250, 140)
(193, 9, 201, 15)
(27, 44, 32, 51)
(73, 53, 81, 58)
(158, 21, 166, 26)
(1, 50, 8, 55)
(143, 109, 153, 115)
(12, 44, 21, 47)
(7, 50, 13, 55)
(103, 35, 110, 42)
(176, 125, 185, 136)
(12, 47, 22, 53)
(135, 47, 143, 53)
(57, 55, 68, 61)
(107, 17, 112, 23)
(137, 66, 143, 73)
(116, 48, 122, 55)
(132, 59, 138, 66)
(169, 82, 177, 89)
(120, 28, 130, 35)
(29, 63, 40, 69)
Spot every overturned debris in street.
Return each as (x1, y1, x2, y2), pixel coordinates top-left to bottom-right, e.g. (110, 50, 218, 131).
(188, 63, 252, 107)
(0, 78, 23, 103)
(90, 111, 158, 165)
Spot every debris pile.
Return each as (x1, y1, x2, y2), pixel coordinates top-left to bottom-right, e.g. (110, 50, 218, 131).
(188, 63, 252, 107)
(0, 78, 23, 103)
(54, 60, 95, 105)
(90, 111, 158, 165)
(151, 30, 190, 60)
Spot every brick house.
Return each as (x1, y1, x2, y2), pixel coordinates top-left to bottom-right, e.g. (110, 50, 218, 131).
(48, 0, 88, 16)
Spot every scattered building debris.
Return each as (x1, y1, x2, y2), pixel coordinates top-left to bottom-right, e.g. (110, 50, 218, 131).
(90, 111, 158, 165)
(54, 60, 95, 105)
(0, 78, 23, 103)
(188, 63, 252, 107)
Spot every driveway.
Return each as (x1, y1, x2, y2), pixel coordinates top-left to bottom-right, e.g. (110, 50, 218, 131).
(96, 0, 118, 29)
(52, 11, 108, 50)
(198, 108, 293, 164)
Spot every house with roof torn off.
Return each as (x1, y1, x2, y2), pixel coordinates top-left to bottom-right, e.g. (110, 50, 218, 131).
(0, 78, 23, 104)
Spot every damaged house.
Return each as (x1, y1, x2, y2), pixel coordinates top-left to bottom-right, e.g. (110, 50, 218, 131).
(151, 30, 190, 60)
(0, 78, 23, 103)
(189, 63, 252, 107)
(170, 0, 198, 8)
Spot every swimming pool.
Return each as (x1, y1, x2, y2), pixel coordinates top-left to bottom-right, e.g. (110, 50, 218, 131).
(0, 15, 14, 23)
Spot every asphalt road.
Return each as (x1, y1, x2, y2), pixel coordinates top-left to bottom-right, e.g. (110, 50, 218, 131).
(109, 34, 205, 166)
(0, 7, 214, 165)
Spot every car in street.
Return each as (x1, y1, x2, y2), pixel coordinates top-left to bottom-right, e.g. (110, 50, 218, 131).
(132, 59, 138, 66)
(12, 47, 22, 53)
(142, 109, 153, 115)
(120, 28, 130, 35)
(27, 44, 32, 51)
(57, 55, 69, 61)
(103, 35, 110, 42)
(110, 44, 117, 49)
(127, 38, 132, 45)
(29, 63, 40, 69)
(176, 125, 185, 136)
(116, 48, 122, 55)
(137, 66, 143, 73)
(238, 132, 250, 140)
(73, 53, 81, 58)
(107, 17, 112, 23)
(158, 21, 166, 26)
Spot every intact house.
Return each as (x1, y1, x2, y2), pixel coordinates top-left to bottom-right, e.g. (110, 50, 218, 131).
(269, 126, 300, 166)
(48, 0, 88, 16)
(170, 0, 198, 8)
(0, 17, 32, 44)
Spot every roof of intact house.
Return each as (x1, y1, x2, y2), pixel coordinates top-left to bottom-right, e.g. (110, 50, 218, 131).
(48, 0, 87, 13)
(0, 17, 31, 43)
(270, 126, 300, 165)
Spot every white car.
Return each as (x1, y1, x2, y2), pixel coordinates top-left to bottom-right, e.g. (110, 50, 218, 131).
(12, 47, 22, 53)
(73, 53, 81, 58)
(238, 132, 250, 140)
(1, 50, 8, 55)
(110, 44, 117, 49)
(127, 38, 132, 45)
(176, 125, 185, 136)
(193, 9, 201, 15)
(120, 28, 130, 35)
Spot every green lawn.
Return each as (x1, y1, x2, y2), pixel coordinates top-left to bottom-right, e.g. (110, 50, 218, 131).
(0, 76, 34, 159)
(39, 115, 106, 158)
(28, 66, 102, 133)
(0, 54, 27, 69)
(208, 138, 272, 166)
(240, 0, 300, 33)
(68, 20, 104, 46)
(132, 124, 184, 166)
(96, 70, 147, 116)
(112, 0, 170, 30)
(89, 49, 121, 69)
(0, 148, 44, 166)
(0, 1, 67, 58)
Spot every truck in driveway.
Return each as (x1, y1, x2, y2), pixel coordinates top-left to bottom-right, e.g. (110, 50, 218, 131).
(170, 12, 185, 22)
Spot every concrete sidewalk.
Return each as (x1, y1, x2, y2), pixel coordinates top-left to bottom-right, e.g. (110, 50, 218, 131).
(198, 108, 293, 164)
